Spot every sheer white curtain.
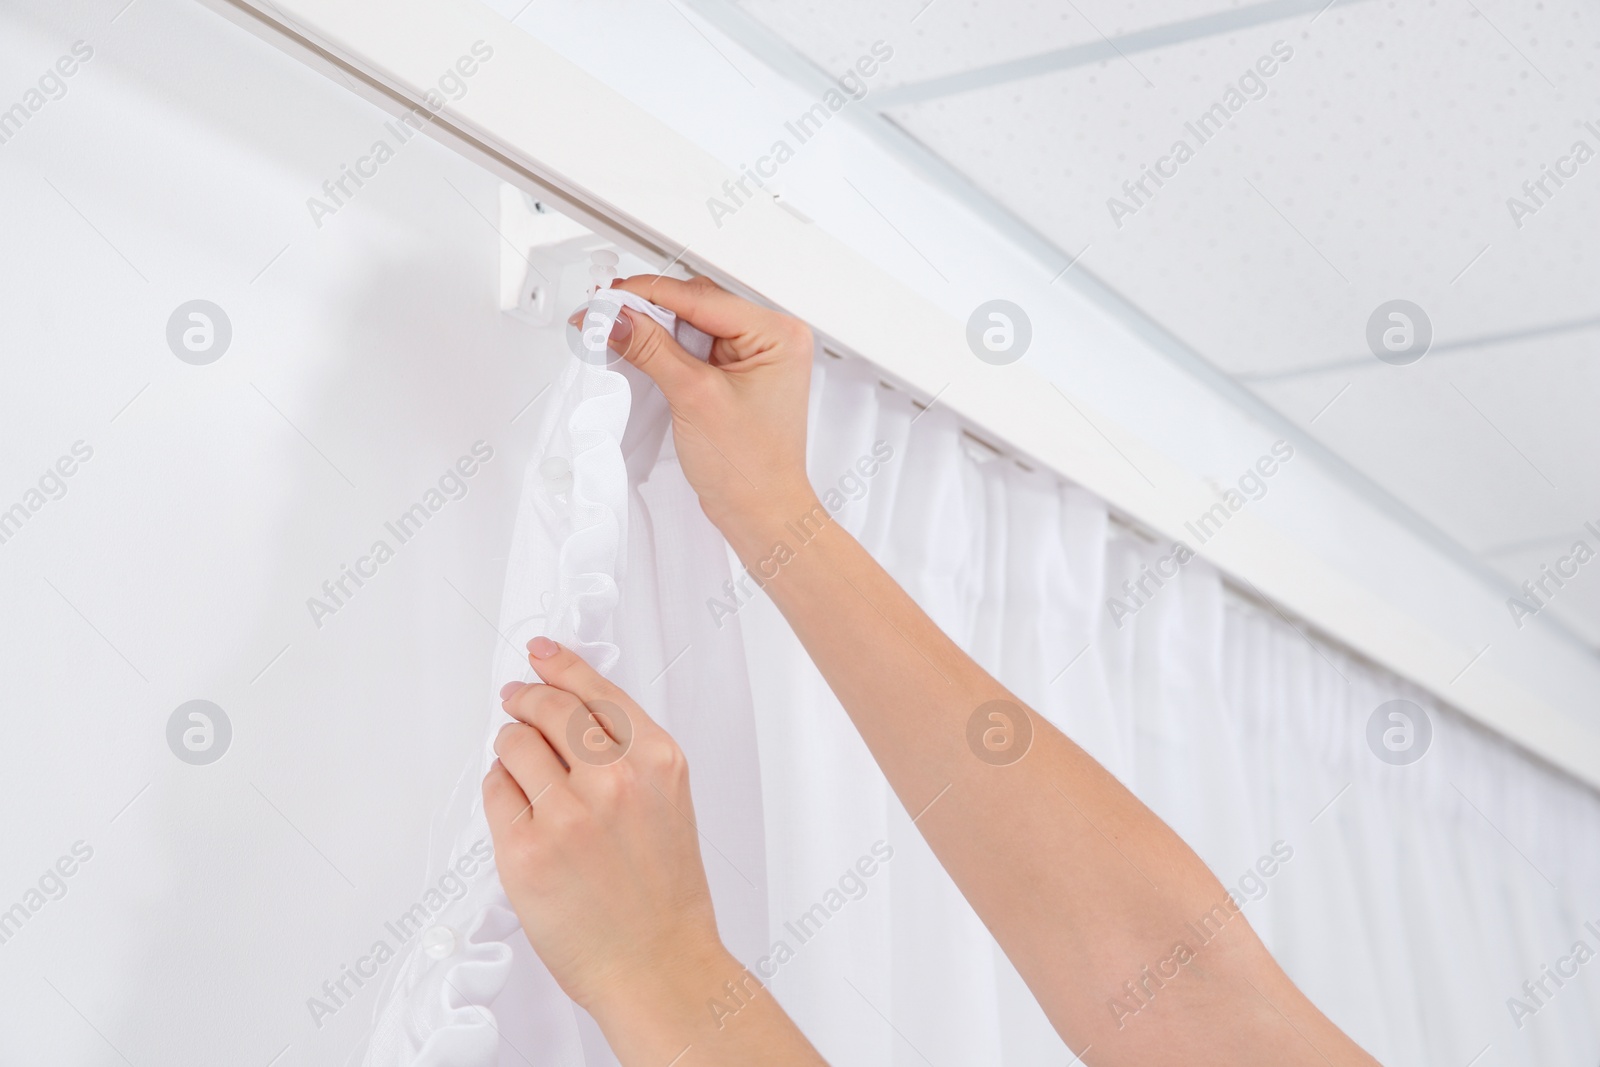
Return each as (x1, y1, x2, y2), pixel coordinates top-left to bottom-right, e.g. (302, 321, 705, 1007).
(367, 347, 1600, 1066)
(743, 355, 1600, 1067)
(363, 341, 771, 1065)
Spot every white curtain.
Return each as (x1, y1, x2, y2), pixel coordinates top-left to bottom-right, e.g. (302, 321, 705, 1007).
(363, 337, 771, 1066)
(367, 348, 1600, 1067)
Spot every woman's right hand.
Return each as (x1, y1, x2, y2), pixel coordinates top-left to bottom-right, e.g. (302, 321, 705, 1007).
(593, 275, 818, 537)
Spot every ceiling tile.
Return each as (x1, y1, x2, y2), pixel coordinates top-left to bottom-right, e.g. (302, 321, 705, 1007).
(733, 0, 1244, 88)
(882, 3, 1600, 378)
(730, 0, 1600, 638)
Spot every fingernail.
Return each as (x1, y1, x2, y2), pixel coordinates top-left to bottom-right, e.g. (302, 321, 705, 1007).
(494, 721, 517, 754)
(607, 309, 633, 352)
(567, 309, 584, 328)
(499, 680, 524, 700)
(528, 636, 560, 660)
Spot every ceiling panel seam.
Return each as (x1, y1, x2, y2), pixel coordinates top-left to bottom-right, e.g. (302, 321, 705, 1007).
(1237, 313, 1600, 383)
(872, 0, 1376, 109)
(681, 0, 1599, 662)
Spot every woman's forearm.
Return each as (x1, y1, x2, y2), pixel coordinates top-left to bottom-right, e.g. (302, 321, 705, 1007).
(591, 944, 827, 1067)
(721, 498, 1374, 1065)
(599, 272, 1375, 1064)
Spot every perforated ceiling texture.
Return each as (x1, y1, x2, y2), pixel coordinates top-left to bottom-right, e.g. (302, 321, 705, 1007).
(731, 0, 1600, 643)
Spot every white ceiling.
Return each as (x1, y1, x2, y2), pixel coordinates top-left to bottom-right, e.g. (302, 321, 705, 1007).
(708, 0, 1600, 643)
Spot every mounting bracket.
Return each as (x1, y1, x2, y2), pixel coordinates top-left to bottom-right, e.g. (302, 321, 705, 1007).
(497, 184, 609, 326)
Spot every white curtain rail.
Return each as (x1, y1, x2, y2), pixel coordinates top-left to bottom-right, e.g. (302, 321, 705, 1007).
(195, 0, 1600, 792)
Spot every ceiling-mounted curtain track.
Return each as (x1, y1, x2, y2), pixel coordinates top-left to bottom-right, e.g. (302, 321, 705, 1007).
(193, 0, 1600, 792)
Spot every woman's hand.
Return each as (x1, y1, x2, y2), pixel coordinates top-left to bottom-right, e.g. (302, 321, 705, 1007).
(484, 638, 827, 1066)
(596, 275, 818, 536)
(485, 637, 724, 1016)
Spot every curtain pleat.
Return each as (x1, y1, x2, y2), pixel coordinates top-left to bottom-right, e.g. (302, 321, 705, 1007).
(741, 359, 1600, 1067)
(372, 352, 1600, 1066)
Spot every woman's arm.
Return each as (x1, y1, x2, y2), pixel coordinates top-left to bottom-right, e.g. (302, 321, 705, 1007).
(487, 639, 826, 1066)
(605, 274, 1379, 1066)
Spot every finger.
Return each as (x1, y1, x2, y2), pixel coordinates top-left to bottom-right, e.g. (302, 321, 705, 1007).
(526, 638, 663, 735)
(504, 682, 586, 767)
(612, 307, 715, 403)
(506, 679, 640, 770)
(526, 638, 631, 709)
(614, 274, 768, 340)
(493, 721, 569, 815)
(483, 759, 531, 833)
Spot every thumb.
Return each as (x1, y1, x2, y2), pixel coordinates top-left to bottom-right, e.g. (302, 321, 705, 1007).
(612, 307, 712, 403)
(526, 636, 619, 704)
(526, 636, 661, 732)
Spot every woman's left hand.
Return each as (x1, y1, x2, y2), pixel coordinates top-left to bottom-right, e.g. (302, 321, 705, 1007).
(484, 637, 727, 1017)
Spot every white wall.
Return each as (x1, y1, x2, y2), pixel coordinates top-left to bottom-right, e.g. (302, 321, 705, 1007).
(0, 1, 560, 1062)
